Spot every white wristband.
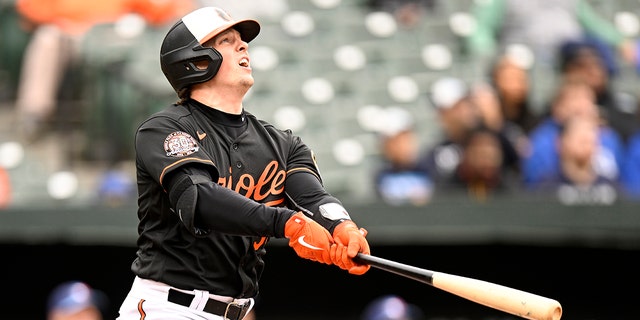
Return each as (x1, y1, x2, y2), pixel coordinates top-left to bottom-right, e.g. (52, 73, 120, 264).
(318, 203, 351, 221)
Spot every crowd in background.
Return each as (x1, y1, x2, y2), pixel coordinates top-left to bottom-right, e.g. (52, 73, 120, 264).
(375, 45, 640, 206)
(372, 0, 640, 206)
(1, 0, 640, 210)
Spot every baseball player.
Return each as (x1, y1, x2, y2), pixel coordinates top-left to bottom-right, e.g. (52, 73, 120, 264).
(116, 6, 371, 320)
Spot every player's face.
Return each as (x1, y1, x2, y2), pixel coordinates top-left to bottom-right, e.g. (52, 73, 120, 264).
(210, 29, 254, 91)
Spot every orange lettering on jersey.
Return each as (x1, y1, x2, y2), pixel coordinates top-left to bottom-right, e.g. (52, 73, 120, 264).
(264, 198, 284, 207)
(217, 161, 287, 204)
(253, 161, 285, 201)
(226, 166, 233, 189)
(235, 174, 255, 198)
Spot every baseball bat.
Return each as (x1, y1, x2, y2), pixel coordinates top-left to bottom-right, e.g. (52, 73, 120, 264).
(354, 253, 562, 320)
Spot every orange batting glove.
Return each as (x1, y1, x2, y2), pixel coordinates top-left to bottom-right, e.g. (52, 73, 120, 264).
(285, 212, 334, 265)
(331, 220, 371, 275)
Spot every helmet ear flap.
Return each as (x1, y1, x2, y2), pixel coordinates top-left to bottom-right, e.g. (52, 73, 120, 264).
(160, 21, 224, 94)
(201, 47, 223, 79)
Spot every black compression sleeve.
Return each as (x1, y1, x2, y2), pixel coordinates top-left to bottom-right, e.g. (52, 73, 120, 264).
(165, 165, 296, 238)
(194, 183, 295, 238)
(285, 170, 347, 233)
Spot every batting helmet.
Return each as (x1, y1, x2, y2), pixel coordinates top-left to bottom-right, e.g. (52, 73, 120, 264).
(160, 7, 260, 96)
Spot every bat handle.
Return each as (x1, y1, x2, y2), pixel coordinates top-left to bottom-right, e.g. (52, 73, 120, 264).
(355, 253, 435, 285)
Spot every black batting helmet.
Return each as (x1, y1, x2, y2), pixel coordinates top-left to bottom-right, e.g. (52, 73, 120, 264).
(160, 7, 260, 96)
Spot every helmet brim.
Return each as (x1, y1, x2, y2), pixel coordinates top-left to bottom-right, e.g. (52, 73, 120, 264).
(199, 19, 260, 45)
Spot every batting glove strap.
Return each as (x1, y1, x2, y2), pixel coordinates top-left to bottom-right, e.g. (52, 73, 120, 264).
(284, 212, 334, 265)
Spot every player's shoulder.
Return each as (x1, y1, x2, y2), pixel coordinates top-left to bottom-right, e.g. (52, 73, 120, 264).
(152, 103, 193, 119)
(245, 111, 295, 137)
(139, 103, 194, 127)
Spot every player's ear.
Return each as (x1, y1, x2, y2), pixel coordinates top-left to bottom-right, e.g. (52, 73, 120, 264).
(193, 58, 211, 70)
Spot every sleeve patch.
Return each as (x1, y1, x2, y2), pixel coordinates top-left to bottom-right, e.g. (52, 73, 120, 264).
(164, 131, 199, 157)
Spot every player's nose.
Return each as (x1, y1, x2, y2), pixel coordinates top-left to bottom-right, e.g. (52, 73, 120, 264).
(238, 41, 248, 52)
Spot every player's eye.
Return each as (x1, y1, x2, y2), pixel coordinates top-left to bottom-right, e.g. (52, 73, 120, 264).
(218, 35, 232, 45)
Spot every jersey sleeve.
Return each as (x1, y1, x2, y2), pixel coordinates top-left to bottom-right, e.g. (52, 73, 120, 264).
(284, 135, 351, 232)
(135, 115, 218, 189)
(285, 135, 323, 183)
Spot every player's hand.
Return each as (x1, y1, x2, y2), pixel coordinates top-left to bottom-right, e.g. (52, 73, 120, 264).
(284, 212, 334, 265)
(331, 220, 371, 275)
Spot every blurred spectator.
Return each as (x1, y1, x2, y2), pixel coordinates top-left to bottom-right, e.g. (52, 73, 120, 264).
(449, 126, 521, 202)
(0, 3, 31, 103)
(373, 107, 433, 206)
(360, 294, 425, 320)
(365, 0, 436, 29)
(558, 38, 640, 141)
(522, 79, 624, 188)
(470, 81, 523, 174)
(0, 166, 10, 209)
(13, 0, 195, 142)
(95, 162, 136, 207)
(424, 77, 482, 186)
(487, 53, 541, 134)
(534, 116, 619, 205)
(425, 76, 521, 193)
(620, 130, 640, 200)
(47, 281, 109, 320)
(465, 0, 638, 67)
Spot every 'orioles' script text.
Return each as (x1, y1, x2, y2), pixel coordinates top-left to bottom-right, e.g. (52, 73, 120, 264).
(217, 160, 286, 206)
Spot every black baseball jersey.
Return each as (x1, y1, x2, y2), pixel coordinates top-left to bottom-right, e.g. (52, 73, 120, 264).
(130, 99, 333, 298)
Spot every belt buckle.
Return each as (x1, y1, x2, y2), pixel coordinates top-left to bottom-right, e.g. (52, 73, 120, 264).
(223, 301, 245, 320)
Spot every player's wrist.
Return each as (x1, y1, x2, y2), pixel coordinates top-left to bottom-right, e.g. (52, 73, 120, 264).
(284, 212, 306, 238)
(285, 212, 334, 265)
(273, 208, 297, 238)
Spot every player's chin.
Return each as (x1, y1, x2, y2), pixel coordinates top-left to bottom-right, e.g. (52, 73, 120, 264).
(240, 77, 255, 88)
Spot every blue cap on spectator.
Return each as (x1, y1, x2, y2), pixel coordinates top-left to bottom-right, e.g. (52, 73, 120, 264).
(47, 281, 105, 315)
(559, 37, 617, 76)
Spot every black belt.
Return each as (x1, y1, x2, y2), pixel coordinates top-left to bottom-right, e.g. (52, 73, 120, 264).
(167, 288, 249, 320)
